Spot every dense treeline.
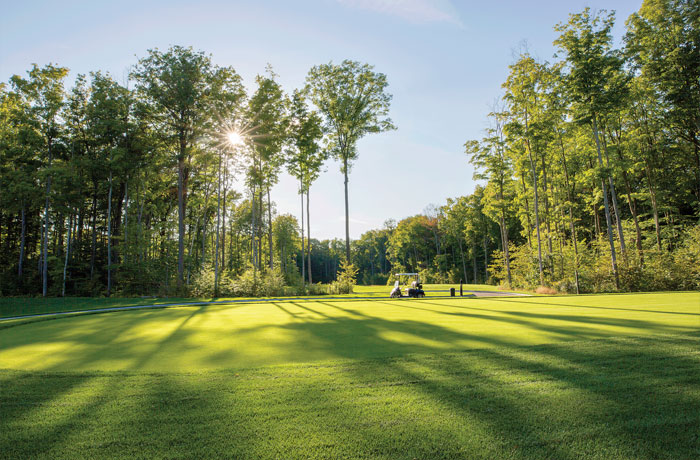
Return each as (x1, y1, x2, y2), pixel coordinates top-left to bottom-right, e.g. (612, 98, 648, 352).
(0, 45, 394, 296)
(1, 0, 698, 297)
(350, 1, 700, 293)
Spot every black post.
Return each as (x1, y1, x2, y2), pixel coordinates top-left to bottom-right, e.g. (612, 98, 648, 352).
(459, 279, 463, 296)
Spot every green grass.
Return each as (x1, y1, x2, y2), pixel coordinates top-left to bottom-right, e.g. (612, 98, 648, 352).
(0, 283, 506, 319)
(1, 292, 699, 458)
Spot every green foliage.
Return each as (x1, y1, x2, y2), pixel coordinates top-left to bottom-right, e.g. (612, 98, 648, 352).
(1, 5, 699, 298)
(328, 259, 357, 294)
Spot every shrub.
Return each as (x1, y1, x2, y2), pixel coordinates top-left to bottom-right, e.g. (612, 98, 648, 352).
(328, 260, 357, 294)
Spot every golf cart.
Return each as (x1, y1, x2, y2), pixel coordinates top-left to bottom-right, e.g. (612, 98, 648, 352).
(390, 273, 425, 298)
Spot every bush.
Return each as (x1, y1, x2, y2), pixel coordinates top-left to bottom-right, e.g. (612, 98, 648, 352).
(328, 260, 357, 294)
(191, 268, 236, 297)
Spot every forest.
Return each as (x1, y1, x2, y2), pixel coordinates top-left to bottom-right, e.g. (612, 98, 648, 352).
(0, 0, 698, 297)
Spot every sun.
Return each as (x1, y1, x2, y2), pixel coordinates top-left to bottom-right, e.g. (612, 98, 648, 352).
(227, 131, 244, 147)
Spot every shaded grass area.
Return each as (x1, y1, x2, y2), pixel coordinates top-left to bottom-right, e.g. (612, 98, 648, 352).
(0, 284, 506, 319)
(0, 292, 697, 372)
(1, 293, 698, 458)
(0, 296, 196, 319)
(1, 335, 699, 459)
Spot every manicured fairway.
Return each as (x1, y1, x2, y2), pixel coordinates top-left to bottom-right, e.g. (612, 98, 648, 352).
(1, 292, 699, 459)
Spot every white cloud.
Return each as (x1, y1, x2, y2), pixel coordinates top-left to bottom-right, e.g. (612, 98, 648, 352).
(337, 0, 463, 27)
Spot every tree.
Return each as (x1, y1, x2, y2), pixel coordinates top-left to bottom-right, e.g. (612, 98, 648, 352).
(626, 0, 700, 209)
(287, 90, 326, 284)
(554, 8, 627, 288)
(11, 64, 69, 296)
(503, 54, 546, 285)
(466, 112, 515, 286)
(132, 46, 243, 289)
(306, 60, 395, 261)
(247, 67, 288, 271)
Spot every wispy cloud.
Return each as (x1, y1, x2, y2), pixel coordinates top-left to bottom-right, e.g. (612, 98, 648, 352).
(337, 0, 463, 27)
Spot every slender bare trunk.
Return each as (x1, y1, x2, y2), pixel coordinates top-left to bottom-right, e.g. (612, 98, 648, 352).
(520, 174, 532, 249)
(177, 155, 186, 289)
(482, 234, 488, 282)
(644, 162, 662, 250)
(610, 128, 643, 263)
(62, 213, 72, 297)
(42, 142, 53, 297)
(306, 188, 312, 284)
(123, 180, 128, 265)
(343, 157, 350, 262)
(601, 132, 627, 261)
(137, 179, 144, 263)
(556, 129, 580, 294)
(221, 170, 227, 272)
(107, 169, 113, 296)
(300, 177, 305, 285)
(472, 240, 478, 283)
(523, 108, 544, 285)
(18, 202, 26, 278)
(500, 214, 511, 287)
(592, 114, 620, 289)
(458, 238, 467, 284)
(267, 184, 273, 270)
(251, 183, 257, 271)
(525, 147, 544, 284)
(214, 151, 222, 296)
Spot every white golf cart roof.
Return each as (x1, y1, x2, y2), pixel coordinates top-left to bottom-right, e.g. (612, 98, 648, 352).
(394, 273, 419, 276)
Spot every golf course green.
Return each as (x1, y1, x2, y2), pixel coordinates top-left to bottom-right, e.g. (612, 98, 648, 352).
(1, 291, 699, 459)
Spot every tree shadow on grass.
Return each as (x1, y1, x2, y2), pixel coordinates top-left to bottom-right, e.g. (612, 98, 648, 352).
(479, 296, 700, 317)
(416, 299, 698, 338)
(1, 297, 699, 458)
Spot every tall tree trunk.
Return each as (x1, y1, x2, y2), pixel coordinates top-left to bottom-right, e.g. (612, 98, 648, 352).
(497, 154, 512, 286)
(123, 180, 128, 265)
(221, 171, 227, 272)
(18, 202, 26, 279)
(214, 151, 222, 297)
(472, 240, 478, 283)
(137, 179, 144, 263)
(482, 233, 488, 283)
(525, 143, 544, 284)
(541, 156, 554, 274)
(601, 132, 627, 261)
(343, 157, 350, 262)
(458, 238, 467, 284)
(300, 177, 305, 285)
(520, 174, 532, 249)
(307, 188, 312, 284)
(62, 213, 72, 297)
(500, 214, 512, 287)
(177, 154, 186, 289)
(228, 215, 234, 271)
(251, 183, 257, 271)
(556, 130, 580, 294)
(107, 169, 113, 296)
(592, 114, 620, 289)
(42, 142, 53, 297)
(644, 162, 662, 250)
(267, 184, 273, 270)
(609, 126, 643, 263)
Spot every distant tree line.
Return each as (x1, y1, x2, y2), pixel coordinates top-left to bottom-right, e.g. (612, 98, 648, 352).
(351, 1, 700, 292)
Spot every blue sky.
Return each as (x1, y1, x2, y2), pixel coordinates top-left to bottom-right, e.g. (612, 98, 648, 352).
(0, 0, 642, 239)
